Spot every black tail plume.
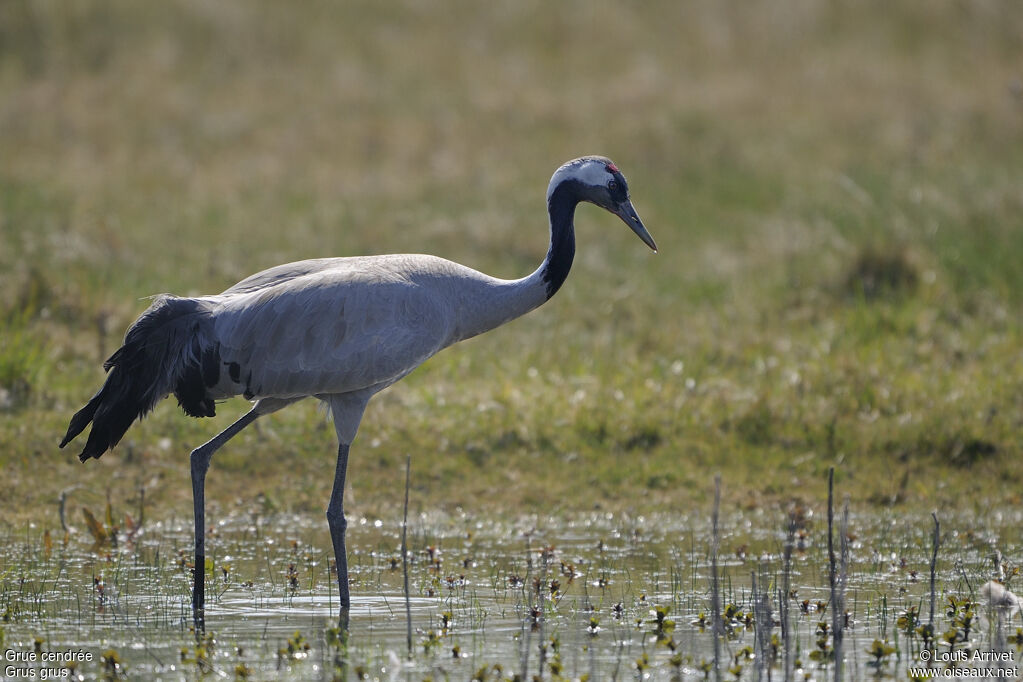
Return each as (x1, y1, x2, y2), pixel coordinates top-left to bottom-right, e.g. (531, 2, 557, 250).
(59, 366, 144, 462)
(60, 388, 103, 450)
(60, 296, 218, 462)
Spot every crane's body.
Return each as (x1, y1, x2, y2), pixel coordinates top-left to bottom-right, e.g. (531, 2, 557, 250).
(215, 254, 549, 397)
(60, 156, 656, 627)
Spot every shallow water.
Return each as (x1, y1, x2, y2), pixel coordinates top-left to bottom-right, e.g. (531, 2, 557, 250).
(1, 507, 1021, 680)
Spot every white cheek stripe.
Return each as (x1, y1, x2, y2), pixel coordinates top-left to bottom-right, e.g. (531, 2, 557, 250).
(547, 160, 612, 201)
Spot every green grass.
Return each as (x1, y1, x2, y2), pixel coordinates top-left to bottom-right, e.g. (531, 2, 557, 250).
(1, 0, 1022, 523)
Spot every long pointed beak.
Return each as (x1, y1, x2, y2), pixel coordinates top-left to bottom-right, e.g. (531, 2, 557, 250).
(615, 200, 657, 252)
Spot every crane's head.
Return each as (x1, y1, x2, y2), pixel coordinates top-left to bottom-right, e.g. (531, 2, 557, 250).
(547, 156, 657, 252)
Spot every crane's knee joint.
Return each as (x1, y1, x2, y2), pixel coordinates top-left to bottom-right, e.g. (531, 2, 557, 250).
(190, 447, 211, 478)
(326, 505, 347, 530)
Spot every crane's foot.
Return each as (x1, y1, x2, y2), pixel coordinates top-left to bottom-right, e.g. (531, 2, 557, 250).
(338, 605, 350, 632)
(191, 552, 208, 632)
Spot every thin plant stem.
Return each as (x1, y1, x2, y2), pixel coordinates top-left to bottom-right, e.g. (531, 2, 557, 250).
(711, 474, 722, 682)
(402, 454, 412, 658)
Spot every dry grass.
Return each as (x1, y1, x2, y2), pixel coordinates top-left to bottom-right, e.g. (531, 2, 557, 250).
(2, 0, 1022, 522)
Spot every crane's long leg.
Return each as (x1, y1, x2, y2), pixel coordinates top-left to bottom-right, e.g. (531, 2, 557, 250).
(327, 441, 352, 630)
(191, 408, 259, 623)
(191, 397, 297, 628)
(324, 392, 371, 631)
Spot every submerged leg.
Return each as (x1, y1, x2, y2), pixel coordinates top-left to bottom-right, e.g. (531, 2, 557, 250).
(327, 442, 352, 629)
(191, 397, 297, 626)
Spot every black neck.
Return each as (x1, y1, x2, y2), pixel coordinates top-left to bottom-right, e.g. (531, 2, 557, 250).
(541, 181, 580, 299)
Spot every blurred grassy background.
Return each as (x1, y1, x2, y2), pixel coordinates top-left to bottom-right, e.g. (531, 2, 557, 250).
(1, 0, 1022, 522)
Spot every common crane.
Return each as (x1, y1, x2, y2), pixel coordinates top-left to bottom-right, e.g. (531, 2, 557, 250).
(60, 156, 657, 626)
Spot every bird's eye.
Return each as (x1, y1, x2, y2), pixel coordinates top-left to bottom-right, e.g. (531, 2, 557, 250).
(608, 180, 618, 192)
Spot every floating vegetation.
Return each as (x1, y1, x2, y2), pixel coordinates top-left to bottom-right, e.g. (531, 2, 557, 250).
(0, 476, 1021, 680)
